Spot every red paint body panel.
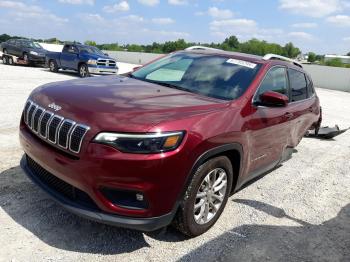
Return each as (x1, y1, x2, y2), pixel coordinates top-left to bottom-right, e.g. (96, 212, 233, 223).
(19, 51, 321, 221)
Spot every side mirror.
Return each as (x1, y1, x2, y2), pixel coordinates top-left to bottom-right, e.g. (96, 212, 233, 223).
(104, 53, 109, 56)
(259, 91, 288, 107)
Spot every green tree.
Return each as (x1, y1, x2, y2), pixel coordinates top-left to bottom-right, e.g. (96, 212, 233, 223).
(222, 36, 239, 50)
(84, 40, 97, 46)
(307, 52, 317, 62)
(283, 42, 301, 58)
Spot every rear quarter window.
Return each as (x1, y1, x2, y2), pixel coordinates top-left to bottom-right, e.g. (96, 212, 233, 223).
(288, 69, 308, 102)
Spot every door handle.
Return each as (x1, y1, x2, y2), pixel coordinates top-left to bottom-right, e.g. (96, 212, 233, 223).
(284, 112, 293, 120)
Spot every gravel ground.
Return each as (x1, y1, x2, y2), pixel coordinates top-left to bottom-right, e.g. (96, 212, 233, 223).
(0, 63, 349, 262)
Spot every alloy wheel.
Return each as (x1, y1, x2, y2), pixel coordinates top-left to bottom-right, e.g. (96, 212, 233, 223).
(193, 168, 227, 224)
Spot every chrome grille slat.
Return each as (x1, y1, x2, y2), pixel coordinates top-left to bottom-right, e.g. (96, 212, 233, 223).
(27, 103, 38, 128)
(58, 119, 76, 149)
(48, 115, 64, 144)
(24, 101, 32, 124)
(32, 107, 45, 133)
(39, 111, 54, 138)
(69, 124, 90, 153)
(23, 100, 90, 154)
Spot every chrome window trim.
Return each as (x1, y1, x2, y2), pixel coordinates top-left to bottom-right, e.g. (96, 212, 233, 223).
(57, 119, 76, 149)
(69, 124, 90, 154)
(251, 65, 288, 107)
(47, 115, 64, 144)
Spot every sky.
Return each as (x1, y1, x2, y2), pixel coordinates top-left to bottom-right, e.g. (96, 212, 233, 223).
(0, 0, 349, 54)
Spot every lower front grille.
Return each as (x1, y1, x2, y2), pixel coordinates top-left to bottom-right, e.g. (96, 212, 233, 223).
(26, 155, 99, 210)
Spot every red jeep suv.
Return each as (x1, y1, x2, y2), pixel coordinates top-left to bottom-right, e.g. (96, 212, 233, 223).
(19, 47, 321, 236)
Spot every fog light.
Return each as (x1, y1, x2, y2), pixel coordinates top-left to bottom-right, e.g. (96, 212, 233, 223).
(100, 187, 148, 209)
(136, 193, 144, 201)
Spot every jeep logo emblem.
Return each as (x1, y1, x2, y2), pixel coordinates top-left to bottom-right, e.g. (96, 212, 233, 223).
(48, 103, 62, 111)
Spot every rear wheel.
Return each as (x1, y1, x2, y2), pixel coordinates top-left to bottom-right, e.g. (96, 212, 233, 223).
(49, 60, 58, 72)
(78, 63, 89, 78)
(173, 156, 233, 237)
(2, 55, 8, 65)
(8, 56, 14, 65)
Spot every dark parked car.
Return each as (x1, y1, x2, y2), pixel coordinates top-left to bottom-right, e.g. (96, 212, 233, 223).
(19, 47, 321, 237)
(1, 39, 47, 64)
(46, 43, 118, 77)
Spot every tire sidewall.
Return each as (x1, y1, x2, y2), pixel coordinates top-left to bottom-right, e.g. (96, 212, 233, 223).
(182, 156, 233, 236)
(79, 64, 89, 78)
(49, 60, 58, 72)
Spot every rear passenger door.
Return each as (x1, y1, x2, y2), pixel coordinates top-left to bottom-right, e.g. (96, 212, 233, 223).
(286, 68, 316, 147)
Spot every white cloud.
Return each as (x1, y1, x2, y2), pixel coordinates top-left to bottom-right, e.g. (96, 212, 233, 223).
(151, 17, 175, 24)
(279, 0, 349, 17)
(58, 0, 94, 5)
(210, 18, 258, 35)
(327, 15, 350, 26)
(168, 0, 188, 5)
(138, 0, 159, 6)
(288, 31, 315, 41)
(0, 0, 68, 24)
(208, 7, 234, 19)
(291, 22, 318, 28)
(343, 36, 350, 42)
(103, 1, 130, 13)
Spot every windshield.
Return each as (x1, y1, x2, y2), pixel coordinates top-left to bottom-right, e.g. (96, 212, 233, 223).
(79, 46, 105, 56)
(131, 52, 262, 101)
(23, 41, 42, 49)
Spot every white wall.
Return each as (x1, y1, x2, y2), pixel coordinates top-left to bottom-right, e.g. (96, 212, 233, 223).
(38, 43, 63, 52)
(303, 64, 350, 92)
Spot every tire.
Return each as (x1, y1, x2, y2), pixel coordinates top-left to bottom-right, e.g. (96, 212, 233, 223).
(78, 63, 89, 78)
(49, 60, 58, 72)
(173, 156, 233, 237)
(23, 52, 32, 66)
(8, 56, 14, 65)
(2, 55, 8, 65)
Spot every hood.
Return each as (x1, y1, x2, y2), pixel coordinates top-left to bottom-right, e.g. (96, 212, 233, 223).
(82, 53, 113, 61)
(30, 76, 229, 132)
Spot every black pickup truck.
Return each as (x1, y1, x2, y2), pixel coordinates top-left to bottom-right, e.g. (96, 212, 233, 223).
(46, 43, 118, 77)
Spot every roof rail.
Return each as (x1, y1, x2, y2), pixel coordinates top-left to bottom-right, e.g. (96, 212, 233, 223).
(185, 46, 222, 51)
(263, 54, 303, 68)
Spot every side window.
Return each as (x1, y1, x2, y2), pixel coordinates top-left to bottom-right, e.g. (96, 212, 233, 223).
(306, 75, 315, 97)
(255, 67, 288, 102)
(71, 46, 78, 53)
(289, 69, 308, 102)
(62, 45, 70, 53)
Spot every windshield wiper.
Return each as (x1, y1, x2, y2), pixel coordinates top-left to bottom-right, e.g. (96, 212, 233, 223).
(145, 80, 187, 91)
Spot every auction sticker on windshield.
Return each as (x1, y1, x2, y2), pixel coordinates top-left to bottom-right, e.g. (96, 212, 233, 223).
(225, 58, 257, 69)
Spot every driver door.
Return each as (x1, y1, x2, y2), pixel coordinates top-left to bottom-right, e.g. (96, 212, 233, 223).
(247, 66, 293, 173)
(60, 45, 79, 69)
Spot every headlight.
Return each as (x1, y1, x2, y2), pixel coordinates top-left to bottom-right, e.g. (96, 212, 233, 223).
(29, 51, 38, 55)
(87, 59, 97, 65)
(93, 131, 185, 154)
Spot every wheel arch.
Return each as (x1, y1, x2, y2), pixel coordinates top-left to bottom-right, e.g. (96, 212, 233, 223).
(177, 143, 243, 205)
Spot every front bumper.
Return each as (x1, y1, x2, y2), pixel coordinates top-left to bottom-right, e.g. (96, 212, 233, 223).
(20, 155, 174, 231)
(88, 65, 118, 75)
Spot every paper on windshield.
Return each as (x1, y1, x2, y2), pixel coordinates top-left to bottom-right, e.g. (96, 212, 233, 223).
(225, 58, 257, 69)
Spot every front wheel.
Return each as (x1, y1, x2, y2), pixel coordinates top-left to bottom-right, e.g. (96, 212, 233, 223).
(173, 156, 233, 237)
(78, 63, 89, 78)
(49, 60, 58, 72)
